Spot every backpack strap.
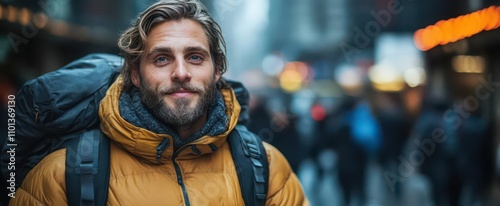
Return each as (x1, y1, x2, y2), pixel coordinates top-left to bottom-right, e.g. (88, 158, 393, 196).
(66, 129, 110, 206)
(228, 125, 269, 206)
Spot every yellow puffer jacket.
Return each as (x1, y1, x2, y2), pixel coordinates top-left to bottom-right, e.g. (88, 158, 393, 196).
(10, 77, 309, 206)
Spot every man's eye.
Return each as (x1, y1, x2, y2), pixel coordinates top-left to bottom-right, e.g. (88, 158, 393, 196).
(188, 55, 203, 62)
(154, 57, 169, 66)
(156, 57, 167, 63)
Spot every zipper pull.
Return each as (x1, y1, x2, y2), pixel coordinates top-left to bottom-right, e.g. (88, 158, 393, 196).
(156, 138, 170, 164)
(34, 106, 39, 123)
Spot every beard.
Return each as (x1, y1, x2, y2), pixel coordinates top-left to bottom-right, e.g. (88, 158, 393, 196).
(139, 76, 217, 127)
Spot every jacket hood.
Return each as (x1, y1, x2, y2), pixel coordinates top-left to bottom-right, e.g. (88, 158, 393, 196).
(225, 80, 251, 126)
(99, 76, 241, 164)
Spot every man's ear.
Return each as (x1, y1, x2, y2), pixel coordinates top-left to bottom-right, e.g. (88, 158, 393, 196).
(131, 66, 140, 88)
(215, 67, 221, 83)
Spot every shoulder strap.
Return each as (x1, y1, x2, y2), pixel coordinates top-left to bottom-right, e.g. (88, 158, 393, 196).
(228, 125, 269, 206)
(65, 129, 110, 206)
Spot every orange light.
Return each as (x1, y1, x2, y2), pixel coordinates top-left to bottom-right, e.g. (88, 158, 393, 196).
(463, 14, 474, 37)
(436, 20, 452, 45)
(447, 18, 457, 43)
(470, 11, 482, 34)
(294, 62, 309, 81)
(279, 62, 305, 92)
(421, 26, 433, 51)
(7, 6, 16, 22)
(33, 12, 48, 28)
(479, 7, 489, 29)
(413, 29, 425, 50)
(49, 20, 70, 36)
(432, 25, 443, 47)
(455, 16, 466, 41)
(485, 6, 499, 30)
(19, 8, 31, 25)
(279, 69, 302, 92)
(421, 25, 442, 50)
(414, 5, 500, 51)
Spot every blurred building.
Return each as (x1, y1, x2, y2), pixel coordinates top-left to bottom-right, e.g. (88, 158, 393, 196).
(0, 0, 165, 86)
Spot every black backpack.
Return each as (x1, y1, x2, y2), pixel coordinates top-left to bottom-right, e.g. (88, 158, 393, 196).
(1, 54, 269, 206)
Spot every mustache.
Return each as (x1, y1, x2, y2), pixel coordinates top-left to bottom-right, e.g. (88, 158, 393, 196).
(159, 82, 204, 94)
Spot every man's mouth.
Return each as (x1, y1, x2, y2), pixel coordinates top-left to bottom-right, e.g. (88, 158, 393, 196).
(166, 89, 196, 97)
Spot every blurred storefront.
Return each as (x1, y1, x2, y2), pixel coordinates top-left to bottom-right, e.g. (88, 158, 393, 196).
(413, 4, 500, 204)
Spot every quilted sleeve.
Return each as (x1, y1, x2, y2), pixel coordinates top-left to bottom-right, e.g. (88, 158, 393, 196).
(9, 149, 67, 206)
(264, 143, 309, 206)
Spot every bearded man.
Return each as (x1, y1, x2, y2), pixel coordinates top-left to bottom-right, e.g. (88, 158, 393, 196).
(10, 0, 308, 205)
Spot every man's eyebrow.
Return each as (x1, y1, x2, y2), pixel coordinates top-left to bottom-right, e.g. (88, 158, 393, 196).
(146, 47, 173, 58)
(184, 46, 210, 57)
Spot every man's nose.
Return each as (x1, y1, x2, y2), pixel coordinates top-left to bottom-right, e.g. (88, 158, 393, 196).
(171, 59, 192, 82)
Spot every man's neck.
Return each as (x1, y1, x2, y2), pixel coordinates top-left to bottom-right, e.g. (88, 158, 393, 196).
(174, 113, 208, 140)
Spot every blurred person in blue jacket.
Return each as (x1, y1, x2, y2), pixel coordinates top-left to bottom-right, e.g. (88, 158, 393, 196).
(330, 96, 371, 206)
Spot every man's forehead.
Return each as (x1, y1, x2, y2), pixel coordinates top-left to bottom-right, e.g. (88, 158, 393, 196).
(144, 19, 210, 52)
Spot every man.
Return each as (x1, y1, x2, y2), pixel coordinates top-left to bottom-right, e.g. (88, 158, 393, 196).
(10, 0, 308, 205)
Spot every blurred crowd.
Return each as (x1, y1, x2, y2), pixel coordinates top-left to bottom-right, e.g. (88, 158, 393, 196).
(245, 81, 494, 205)
(245, 75, 496, 205)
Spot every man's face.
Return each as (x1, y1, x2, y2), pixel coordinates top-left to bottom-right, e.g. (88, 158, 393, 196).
(132, 19, 221, 127)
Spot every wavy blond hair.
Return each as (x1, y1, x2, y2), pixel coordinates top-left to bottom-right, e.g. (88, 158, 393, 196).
(118, 0, 227, 91)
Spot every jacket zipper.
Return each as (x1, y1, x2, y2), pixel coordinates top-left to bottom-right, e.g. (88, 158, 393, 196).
(172, 148, 191, 206)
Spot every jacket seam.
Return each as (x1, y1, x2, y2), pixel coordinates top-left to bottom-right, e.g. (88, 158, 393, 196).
(18, 187, 46, 206)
